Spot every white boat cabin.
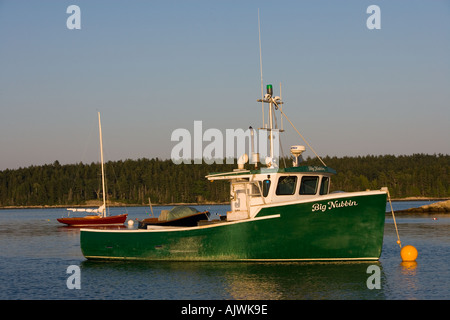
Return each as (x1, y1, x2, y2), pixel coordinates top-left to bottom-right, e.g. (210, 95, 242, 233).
(206, 164, 336, 221)
(206, 84, 338, 222)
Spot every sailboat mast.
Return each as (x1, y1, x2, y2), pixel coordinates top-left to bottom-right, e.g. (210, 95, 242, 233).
(98, 112, 106, 218)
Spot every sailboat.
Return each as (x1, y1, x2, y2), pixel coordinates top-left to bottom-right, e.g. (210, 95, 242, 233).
(79, 84, 388, 261)
(57, 112, 128, 227)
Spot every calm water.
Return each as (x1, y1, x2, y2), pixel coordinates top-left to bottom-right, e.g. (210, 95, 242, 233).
(0, 201, 448, 300)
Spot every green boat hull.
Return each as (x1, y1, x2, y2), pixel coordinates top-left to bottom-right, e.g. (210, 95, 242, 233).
(80, 192, 386, 261)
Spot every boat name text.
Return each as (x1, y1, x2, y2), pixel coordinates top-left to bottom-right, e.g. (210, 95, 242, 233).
(312, 200, 359, 212)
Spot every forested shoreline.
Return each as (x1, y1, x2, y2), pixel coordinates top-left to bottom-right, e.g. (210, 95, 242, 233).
(0, 154, 448, 207)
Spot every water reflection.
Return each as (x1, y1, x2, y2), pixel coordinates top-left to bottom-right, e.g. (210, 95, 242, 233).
(400, 261, 418, 273)
(397, 261, 419, 295)
(222, 262, 388, 300)
(1, 204, 448, 299)
(80, 260, 387, 300)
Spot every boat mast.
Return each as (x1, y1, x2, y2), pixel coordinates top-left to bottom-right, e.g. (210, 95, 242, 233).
(257, 84, 283, 167)
(267, 84, 274, 160)
(98, 112, 107, 218)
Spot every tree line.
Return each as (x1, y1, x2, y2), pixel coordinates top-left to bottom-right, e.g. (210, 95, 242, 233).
(0, 154, 448, 207)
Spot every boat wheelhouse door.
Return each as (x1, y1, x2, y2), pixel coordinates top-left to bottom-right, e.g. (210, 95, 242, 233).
(229, 180, 252, 221)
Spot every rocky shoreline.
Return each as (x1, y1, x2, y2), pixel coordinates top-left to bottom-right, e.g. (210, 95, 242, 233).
(396, 199, 450, 213)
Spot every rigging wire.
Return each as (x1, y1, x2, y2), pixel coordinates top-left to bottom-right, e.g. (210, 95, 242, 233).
(272, 101, 327, 167)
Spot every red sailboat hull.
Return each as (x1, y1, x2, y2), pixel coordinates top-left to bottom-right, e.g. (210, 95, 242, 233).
(57, 214, 128, 227)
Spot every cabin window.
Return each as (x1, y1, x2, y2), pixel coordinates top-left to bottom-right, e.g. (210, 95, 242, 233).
(276, 176, 297, 195)
(320, 176, 329, 195)
(262, 179, 271, 197)
(299, 176, 319, 195)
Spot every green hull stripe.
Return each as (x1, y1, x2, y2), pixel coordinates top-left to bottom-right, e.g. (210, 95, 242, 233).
(83, 256, 380, 262)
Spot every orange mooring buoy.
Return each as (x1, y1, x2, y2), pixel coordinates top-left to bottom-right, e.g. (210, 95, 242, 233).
(400, 245, 418, 262)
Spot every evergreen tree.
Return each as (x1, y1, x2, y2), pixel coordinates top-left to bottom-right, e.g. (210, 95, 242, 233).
(0, 154, 448, 206)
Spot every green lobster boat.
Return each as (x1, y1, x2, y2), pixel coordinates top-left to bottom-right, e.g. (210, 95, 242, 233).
(80, 85, 387, 261)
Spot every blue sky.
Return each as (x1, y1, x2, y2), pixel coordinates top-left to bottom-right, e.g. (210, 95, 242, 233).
(1, 0, 449, 170)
